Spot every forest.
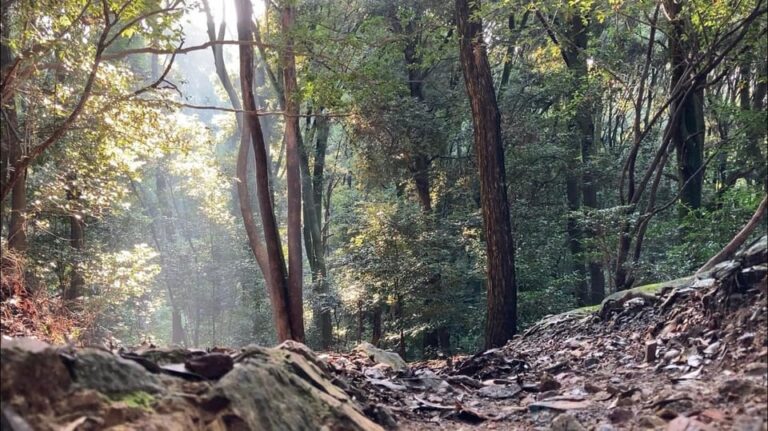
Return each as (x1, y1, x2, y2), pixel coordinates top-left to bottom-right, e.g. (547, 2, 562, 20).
(0, 0, 766, 429)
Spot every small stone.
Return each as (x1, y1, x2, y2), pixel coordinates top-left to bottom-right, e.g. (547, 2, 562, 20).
(737, 333, 755, 347)
(703, 342, 721, 357)
(719, 378, 757, 399)
(583, 382, 601, 393)
(743, 362, 767, 377)
(550, 413, 586, 431)
(478, 383, 522, 399)
(663, 349, 680, 361)
(637, 415, 666, 428)
(645, 341, 658, 362)
(539, 373, 562, 392)
(607, 408, 633, 424)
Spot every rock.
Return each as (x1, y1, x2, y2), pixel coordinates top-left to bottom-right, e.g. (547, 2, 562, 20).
(102, 402, 146, 428)
(645, 341, 658, 362)
(184, 352, 233, 380)
(739, 236, 767, 267)
(667, 416, 715, 431)
(663, 349, 681, 361)
(363, 404, 398, 429)
(583, 382, 602, 393)
(550, 413, 586, 431)
(354, 342, 407, 372)
(68, 348, 164, 395)
(478, 383, 522, 399)
(207, 343, 383, 431)
(539, 373, 562, 392)
(607, 408, 633, 424)
(740, 265, 767, 285)
(446, 374, 483, 389)
(0, 336, 51, 353)
(637, 415, 667, 428)
(139, 348, 198, 365)
(732, 415, 764, 431)
(703, 342, 721, 357)
(743, 362, 767, 377)
(0, 344, 72, 413)
(719, 378, 757, 399)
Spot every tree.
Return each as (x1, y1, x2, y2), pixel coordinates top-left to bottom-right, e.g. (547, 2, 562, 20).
(456, 0, 517, 349)
(234, 0, 303, 343)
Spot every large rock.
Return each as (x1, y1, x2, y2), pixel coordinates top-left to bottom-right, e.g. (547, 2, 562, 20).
(206, 343, 383, 431)
(1, 339, 382, 430)
(68, 348, 164, 395)
(354, 342, 408, 372)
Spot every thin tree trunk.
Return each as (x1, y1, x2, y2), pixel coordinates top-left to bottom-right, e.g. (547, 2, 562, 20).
(235, 0, 295, 342)
(2, 15, 26, 253)
(280, 2, 305, 343)
(65, 175, 84, 301)
(457, 0, 518, 349)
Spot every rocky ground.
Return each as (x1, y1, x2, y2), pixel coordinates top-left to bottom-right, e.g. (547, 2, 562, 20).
(1, 237, 766, 430)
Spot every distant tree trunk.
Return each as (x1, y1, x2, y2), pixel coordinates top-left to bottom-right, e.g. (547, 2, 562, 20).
(65, 175, 84, 301)
(154, 170, 186, 345)
(664, 0, 705, 216)
(370, 304, 382, 347)
(457, 0, 518, 349)
(235, 0, 297, 342)
(6, 125, 26, 253)
(559, 10, 605, 305)
(300, 113, 332, 349)
(1, 17, 26, 253)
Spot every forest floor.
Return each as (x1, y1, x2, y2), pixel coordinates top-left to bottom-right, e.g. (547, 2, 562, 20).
(1, 237, 766, 431)
(326, 237, 768, 430)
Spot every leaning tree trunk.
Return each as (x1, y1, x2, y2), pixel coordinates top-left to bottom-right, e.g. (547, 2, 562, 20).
(457, 0, 518, 349)
(697, 195, 767, 274)
(235, 0, 296, 342)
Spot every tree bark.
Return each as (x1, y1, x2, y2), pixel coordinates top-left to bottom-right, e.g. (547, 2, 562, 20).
(235, 0, 296, 342)
(299, 115, 332, 349)
(664, 0, 705, 216)
(457, 0, 518, 349)
(65, 175, 84, 301)
(558, 9, 605, 305)
(2, 13, 26, 253)
(280, 2, 305, 343)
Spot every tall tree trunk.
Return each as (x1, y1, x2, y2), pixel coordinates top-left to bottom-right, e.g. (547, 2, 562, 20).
(300, 114, 332, 349)
(558, 10, 605, 305)
(154, 170, 186, 345)
(2, 14, 26, 254)
(235, 0, 296, 342)
(664, 0, 705, 216)
(457, 0, 518, 349)
(280, 2, 305, 343)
